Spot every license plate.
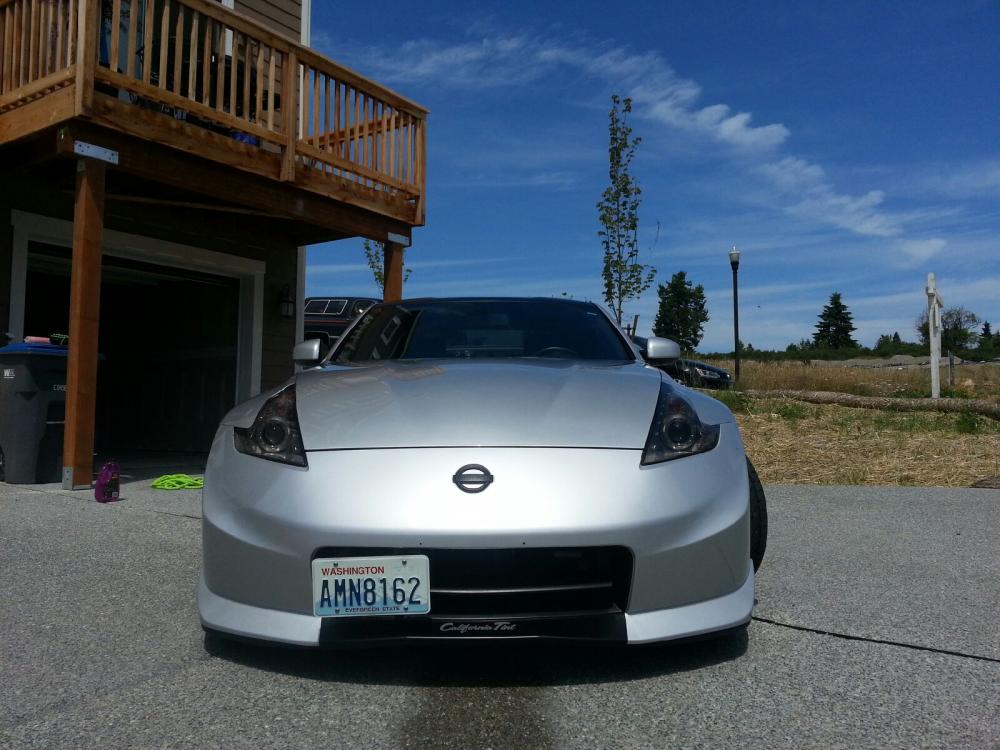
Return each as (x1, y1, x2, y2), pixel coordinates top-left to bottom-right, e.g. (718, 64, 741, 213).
(312, 555, 431, 617)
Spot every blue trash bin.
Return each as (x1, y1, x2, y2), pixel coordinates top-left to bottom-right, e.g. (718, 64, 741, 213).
(0, 343, 68, 483)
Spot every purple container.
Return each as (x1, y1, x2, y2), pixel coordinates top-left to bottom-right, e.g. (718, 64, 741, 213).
(94, 460, 120, 503)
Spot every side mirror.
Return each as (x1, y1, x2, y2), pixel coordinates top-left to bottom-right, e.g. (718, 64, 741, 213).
(292, 339, 322, 365)
(644, 337, 681, 364)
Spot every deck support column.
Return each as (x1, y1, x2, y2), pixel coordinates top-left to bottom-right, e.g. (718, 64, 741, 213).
(383, 242, 404, 302)
(62, 159, 106, 490)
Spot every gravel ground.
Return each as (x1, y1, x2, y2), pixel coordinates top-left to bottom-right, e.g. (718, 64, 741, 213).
(1, 480, 997, 749)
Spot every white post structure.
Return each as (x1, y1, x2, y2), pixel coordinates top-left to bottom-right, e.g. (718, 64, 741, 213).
(926, 273, 944, 399)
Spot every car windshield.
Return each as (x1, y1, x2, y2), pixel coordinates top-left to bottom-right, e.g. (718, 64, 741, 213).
(332, 299, 634, 363)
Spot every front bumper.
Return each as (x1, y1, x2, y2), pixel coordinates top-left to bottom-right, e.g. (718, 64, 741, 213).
(199, 566, 753, 645)
(199, 422, 753, 646)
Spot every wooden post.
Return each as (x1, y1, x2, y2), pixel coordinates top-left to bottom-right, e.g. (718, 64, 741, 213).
(926, 273, 944, 399)
(280, 50, 298, 181)
(383, 241, 404, 302)
(75, 0, 99, 115)
(63, 158, 106, 489)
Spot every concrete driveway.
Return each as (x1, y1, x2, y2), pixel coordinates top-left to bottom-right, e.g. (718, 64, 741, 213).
(1, 481, 997, 749)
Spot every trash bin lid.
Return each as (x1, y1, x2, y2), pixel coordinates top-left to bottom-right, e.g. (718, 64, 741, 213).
(0, 343, 69, 357)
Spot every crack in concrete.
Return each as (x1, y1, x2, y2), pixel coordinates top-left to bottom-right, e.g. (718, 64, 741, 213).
(752, 615, 999, 664)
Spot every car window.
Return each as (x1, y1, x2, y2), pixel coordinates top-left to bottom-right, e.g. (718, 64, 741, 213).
(324, 299, 348, 315)
(304, 300, 327, 314)
(333, 300, 634, 363)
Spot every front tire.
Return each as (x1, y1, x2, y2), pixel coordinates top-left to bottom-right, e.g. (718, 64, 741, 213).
(747, 458, 767, 571)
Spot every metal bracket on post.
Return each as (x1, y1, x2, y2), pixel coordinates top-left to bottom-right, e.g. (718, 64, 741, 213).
(62, 466, 91, 491)
(73, 141, 120, 165)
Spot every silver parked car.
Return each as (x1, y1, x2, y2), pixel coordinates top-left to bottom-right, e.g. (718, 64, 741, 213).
(199, 298, 766, 646)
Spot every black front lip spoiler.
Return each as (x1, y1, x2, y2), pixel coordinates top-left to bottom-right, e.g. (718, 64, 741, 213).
(204, 617, 750, 651)
(318, 610, 627, 647)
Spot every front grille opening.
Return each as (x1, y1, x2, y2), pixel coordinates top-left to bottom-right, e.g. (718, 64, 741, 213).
(313, 546, 633, 617)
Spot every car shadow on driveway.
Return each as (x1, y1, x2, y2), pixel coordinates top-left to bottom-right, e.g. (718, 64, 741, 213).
(203, 627, 748, 688)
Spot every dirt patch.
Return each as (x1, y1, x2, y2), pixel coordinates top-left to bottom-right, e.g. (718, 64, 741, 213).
(970, 476, 1000, 489)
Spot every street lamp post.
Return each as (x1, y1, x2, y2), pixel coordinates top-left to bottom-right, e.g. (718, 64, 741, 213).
(729, 246, 741, 383)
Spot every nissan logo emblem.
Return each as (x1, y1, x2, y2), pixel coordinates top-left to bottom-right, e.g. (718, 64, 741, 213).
(452, 464, 493, 493)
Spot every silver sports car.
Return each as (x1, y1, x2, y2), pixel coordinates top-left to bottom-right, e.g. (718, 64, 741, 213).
(199, 297, 766, 646)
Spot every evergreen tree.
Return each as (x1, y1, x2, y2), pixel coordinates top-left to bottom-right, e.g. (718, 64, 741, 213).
(982, 321, 992, 340)
(812, 292, 858, 349)
(652, 271, 709, 352)
(597, 95, 655, 323)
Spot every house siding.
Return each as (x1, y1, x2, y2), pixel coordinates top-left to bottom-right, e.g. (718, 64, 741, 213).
(236, 0, 302, 42)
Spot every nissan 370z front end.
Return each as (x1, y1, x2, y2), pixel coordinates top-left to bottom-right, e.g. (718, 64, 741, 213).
(198, 298, 763, 647)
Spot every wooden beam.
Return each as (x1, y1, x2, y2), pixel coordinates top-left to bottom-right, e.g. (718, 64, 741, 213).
(82, 94, 418, 225)
(0, 66, 76, 113)
(383, 241, 404, 302)
(63, 157, 105, 490)
(102, 192, 286, 217)
(55, 119, 413, 244)
(0, 83, 75, 143)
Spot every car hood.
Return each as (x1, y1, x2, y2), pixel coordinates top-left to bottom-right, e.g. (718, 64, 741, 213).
(292, 359, 663, 450)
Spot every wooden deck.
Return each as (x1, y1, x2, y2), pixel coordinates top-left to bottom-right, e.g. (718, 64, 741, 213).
(0, 0, 427, 230)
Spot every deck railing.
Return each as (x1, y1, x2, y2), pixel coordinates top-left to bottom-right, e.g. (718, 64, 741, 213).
(0, 0, 77, 105)
(0, 0, 427, 224)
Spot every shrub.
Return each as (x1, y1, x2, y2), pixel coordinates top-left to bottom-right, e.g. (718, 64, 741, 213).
(955, 411, 979, 434)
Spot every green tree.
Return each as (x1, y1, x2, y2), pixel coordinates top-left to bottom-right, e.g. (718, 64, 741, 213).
(812, 292, 858, 349)
(597, 95, 655, 323)
(652, 271, 709, 352)
(916, 306, 980, 353)
(363, 239, 411, 295)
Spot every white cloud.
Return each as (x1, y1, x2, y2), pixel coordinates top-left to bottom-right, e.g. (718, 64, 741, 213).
(922, 160, 1000, 199)
(456, 171, 581, 190)
(310, 256, 523, 275)
(308, 262, 369, 274)
(757, 157, 903, 238)
(897, 238, 948, 264)
(339, 33, 789, 153)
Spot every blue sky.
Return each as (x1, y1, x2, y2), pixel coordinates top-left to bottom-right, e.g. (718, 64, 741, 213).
(305, 0, 999, 351)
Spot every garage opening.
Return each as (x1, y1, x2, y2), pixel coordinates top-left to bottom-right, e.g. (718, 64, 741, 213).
(23, 241, 240, 456)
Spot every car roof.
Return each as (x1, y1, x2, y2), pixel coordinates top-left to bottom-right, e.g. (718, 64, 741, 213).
(305, 296, 377, 301)
(379, 297, 599, 307)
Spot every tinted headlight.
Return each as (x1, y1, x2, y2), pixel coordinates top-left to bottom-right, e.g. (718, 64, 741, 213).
(641, 381, 720, 465)
(234, 385, 308, 467)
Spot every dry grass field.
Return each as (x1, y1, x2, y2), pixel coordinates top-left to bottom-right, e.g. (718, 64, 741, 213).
(695, 360, 1000, 487)
(702, 359, 1000, 401)
(710, 393, 1000, 487)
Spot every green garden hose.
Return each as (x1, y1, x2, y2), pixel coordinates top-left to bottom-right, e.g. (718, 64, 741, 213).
(151, 474, 204, 490)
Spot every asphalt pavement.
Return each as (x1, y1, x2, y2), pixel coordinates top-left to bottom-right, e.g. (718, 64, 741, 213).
(1, 480, 997, 749)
